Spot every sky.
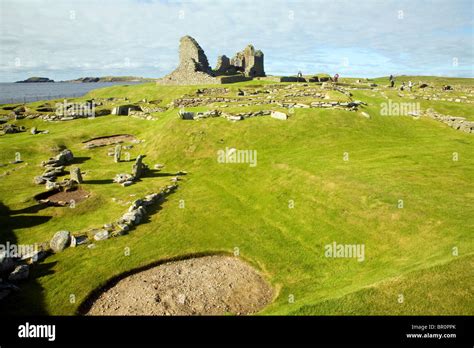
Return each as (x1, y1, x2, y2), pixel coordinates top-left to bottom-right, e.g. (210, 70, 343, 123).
(0, 0, 473, 81)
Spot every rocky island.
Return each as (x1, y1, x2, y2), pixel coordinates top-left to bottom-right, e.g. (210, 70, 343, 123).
(15, 77, 54, 83)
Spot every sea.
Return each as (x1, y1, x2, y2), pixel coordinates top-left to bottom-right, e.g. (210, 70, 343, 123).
(0, 82, 143, 104)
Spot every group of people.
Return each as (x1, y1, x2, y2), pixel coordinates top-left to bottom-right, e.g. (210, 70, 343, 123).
(389, 75, 414, 91)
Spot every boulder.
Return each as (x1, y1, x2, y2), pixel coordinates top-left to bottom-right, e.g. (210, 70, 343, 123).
(271, 111, 288, 120)
(55, 149, 74, 165)
(50, 230, 71, 252)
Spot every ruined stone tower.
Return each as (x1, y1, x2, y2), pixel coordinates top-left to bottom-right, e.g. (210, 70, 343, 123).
(157, 35, 219, 85)
(231, 45, 265, 77)
(157, 36, 265, 85)
(178, 36, 212, 75)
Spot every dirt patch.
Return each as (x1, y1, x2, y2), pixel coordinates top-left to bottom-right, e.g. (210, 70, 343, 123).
(35, 188, 89, 206)
(83, 134, 136, 148)
(86, 255, 273, 315)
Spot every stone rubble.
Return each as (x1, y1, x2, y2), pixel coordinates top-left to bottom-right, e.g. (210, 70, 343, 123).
(423, 109, 474, 133)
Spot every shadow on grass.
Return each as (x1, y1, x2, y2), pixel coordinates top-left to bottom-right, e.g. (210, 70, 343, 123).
(9, 202, 50, 215)
(144, 170, 187, 178)
(71, 156, 91, 165)
(0, 201, 52, 315)
(83, 179, 113, 185)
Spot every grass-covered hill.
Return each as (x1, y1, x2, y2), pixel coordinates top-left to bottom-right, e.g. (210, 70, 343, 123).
(0, 76, 472, 315)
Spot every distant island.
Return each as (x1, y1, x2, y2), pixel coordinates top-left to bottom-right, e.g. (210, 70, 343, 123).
(65, 76, 156, 83)
(16, 77, 55, 83)
(15, 76, 156, 83)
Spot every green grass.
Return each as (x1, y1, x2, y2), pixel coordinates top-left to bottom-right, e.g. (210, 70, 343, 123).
(0, 77, 473, 315)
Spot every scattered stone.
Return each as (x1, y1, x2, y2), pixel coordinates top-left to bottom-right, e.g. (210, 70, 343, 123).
(0, 124, 26, 135)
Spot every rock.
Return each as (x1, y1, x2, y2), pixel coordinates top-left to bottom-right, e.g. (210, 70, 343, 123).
(114, 144, 122, 163)
(50, 230, 71, 252)
(34, 176, 46, 184)
(70, 235, 77, 247)
(271, 111, 288, 120)
(112, 227, 128, 237)
(132, 155, 146, 179)
(21, 250, 47, 264)
(228, 115, 243, 121)
(179, 110, 195, 120)
(93, 230, 109, 241)
(0, 124, 25, 134)
(117, 223, 130, 233)
(113, 173, 134, 184)
(70, 167, 83, 184)
(8, 264, 29, 281)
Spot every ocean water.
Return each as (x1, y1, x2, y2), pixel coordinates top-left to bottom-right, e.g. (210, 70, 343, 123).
(0, 82, 142, 104)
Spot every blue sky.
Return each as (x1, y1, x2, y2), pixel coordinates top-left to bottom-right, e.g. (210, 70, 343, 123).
(0, 0, 472, 81)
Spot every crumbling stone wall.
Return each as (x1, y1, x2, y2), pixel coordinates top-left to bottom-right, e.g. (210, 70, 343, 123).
(179, 36, 212, 74)
(157, 36, 266, 85)
(230, 45, 265, 77)
(158, 36, 220, 85)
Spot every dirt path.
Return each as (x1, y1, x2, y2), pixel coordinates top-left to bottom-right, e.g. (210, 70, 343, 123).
(86, 255, 273, 316)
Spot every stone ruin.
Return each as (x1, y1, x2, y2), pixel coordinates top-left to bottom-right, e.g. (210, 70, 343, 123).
(157, 35, 265, 85)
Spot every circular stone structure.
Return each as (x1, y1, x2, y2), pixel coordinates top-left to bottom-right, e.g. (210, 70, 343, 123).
(85, 255, 273, 315)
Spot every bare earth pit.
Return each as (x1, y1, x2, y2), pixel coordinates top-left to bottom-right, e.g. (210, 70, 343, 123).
(86, 255, 273, 315)
(35, 188, 89, 206)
